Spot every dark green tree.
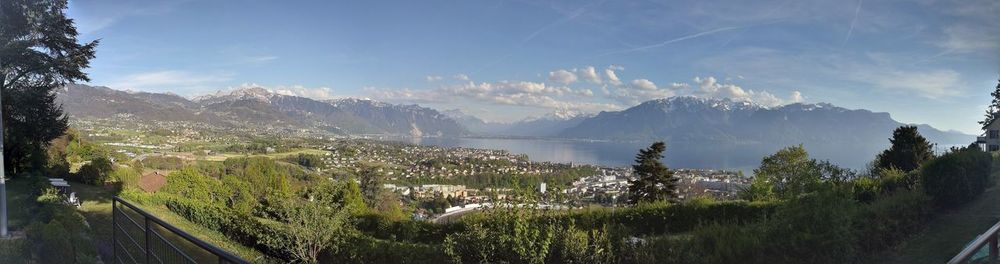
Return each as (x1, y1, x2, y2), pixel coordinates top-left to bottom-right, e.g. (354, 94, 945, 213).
(357, 164, 384, 208)
(1, 0, 97, 174)
(626, 142, 678, 204)
(874, 126, 935, 173)
(979, 80, 1000, 130)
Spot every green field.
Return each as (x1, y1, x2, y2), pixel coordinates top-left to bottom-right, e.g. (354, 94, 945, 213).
(196, 148, 329, 162)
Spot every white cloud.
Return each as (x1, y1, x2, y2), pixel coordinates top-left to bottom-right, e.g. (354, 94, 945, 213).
(605, 66, 623, 86)
(271, 85, 341, 100)
(864, 69, 962, 99)
(108, 70, 232, 92)
(426, 75, 443, 82)
(548, 69, 578, 84)
(937, 25, 1000, 54)
(691, 76, 791, 107)
(453, 74, 470, 81)
(369, 78, 614, 113)
(790, 91, 804, 103)
(631, 79, 657, 90)
(246, 55, 278, 63)
(578, 66, 602, 84)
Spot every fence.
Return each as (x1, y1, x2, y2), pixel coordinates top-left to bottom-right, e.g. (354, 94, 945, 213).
(112, 196, 249, 264)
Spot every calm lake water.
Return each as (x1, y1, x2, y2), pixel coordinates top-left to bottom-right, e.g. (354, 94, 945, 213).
(380, 137, 899, 173)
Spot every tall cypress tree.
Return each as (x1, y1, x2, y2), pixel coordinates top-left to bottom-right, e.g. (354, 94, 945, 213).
(874, 126, 935, 173)
(980, 80, 1000, 130)
(627, 142, 678, 204)
(1, 0, 97, 174)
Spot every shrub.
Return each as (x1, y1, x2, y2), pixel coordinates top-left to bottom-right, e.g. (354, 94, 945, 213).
(444, 208, 556, 264)
(354, 213, 464, 244)
(854, 189, 933, 253)
(546, 222, 616, 263)
(0, 239, 28, 264)
(72, 156, 113, 184)
(921, 148, 991, 208)
(550, 200, 778, 236)
(325, 235, 448, 263)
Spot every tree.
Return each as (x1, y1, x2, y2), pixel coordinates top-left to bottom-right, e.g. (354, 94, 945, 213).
(980, 80, 1000, 130)
(749, 145, 853, 199)
(357, 165, 384, 208)
(280, 201, 352, 263)
(874, 126, 934, 173)
(1, 0, 97, 174)
(74, 156, 113, 184)
(626, 142, 678, 204)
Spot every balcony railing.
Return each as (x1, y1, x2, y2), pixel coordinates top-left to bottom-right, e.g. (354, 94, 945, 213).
(948, 220, 1000, 264)
(112, 196, 248, 264)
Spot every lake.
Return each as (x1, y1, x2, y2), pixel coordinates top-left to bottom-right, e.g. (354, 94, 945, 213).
(379, 137, 898, 173)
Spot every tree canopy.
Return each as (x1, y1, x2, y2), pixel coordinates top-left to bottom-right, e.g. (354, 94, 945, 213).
(1, 0, 97, 174)
(626, 142, 678, 204)
(747, 145, 854, 200)
(874, 126, 934, 173)
(979, 80, 1000, 130)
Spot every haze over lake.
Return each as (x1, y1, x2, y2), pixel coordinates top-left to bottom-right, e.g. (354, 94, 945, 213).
(380, 137, 947, 173)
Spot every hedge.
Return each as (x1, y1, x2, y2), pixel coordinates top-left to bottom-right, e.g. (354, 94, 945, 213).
(550, 200, 779, 236)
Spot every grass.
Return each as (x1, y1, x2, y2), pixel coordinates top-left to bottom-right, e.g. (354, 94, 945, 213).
(73, 183, 115, 261)
(879, 186, 1000, 263)
(199, 148, 329, 162)
(5, 177, 36, 230)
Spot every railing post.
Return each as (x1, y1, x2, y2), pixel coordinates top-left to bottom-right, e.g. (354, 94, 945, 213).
(991, 232, 998, 262)
(112, 199, 117, 263)
(145, 216, 151, 264)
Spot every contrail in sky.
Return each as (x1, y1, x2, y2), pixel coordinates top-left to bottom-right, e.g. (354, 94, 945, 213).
(843, 0, 863, 45)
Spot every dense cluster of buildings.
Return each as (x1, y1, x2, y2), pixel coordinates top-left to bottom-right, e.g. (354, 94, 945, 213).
(319, 141, 561, 180)
(564, 167, 751, 204)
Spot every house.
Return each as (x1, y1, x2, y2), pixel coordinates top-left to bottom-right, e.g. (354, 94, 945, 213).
(977, 119, 1000, 151)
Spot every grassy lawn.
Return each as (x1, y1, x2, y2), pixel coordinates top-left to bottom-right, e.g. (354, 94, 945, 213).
(880, 186, 1000, 263)
(72, 183, 115, 261)
(5, 177, 36, 231)
(200, 148, 329, 162)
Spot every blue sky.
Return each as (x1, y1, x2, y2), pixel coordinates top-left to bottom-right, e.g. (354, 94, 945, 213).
(68, 0, 999, 134)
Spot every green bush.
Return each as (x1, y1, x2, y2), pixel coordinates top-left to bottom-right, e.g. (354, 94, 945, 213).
(354, 213, 465, 244)
(854, 189, 933, 253)
(546, 222, 616, 263)
(0, 239, 29, 264)
(72, 156, 113, 184)
(921, 148, 991, 208)
(444, 208, 556, 264)
(324, 235, 448, 263)
(550, 200, 778, 236)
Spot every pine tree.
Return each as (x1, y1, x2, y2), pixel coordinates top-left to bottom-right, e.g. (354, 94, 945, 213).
(626, 142, 678, 204)
(874, 126, 935, 173)
(980, 80, 1000, 130)
(1, 0, 97, 174)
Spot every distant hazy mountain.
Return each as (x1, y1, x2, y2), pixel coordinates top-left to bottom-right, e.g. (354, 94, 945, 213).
(559, 96, 972, 146)
(499, 111, 593, 137)
(444, 109, 592, 137)
(58, 84, 221, 123)
(58, 84, 466, 136)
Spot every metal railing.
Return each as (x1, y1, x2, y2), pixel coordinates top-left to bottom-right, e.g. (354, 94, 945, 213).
(949, 220, 1000, 264)
(112, 196, 249, 264)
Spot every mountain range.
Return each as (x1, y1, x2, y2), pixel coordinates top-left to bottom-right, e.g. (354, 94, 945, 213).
(57, 84, 973, 149)
(58, 84, 466, 136)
